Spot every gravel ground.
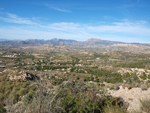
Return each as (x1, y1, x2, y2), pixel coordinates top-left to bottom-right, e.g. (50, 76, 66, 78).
(109, 86, 150, 112)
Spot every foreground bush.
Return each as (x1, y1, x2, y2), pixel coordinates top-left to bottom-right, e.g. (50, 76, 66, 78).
(56, 80, 128, 113)
(6, 80, 129, 113)
(6, 80, 59, 113)
(57, 80, 105, 112)
(0, 104, 6, 113)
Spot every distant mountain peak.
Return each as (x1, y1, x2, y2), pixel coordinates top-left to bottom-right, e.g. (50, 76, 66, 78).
(51, 38, 59, 41)
(86, 38, 102, 42)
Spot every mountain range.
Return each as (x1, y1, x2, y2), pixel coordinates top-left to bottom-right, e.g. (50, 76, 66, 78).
(0, 38, 149, 48)
(0, 38, 124, 47)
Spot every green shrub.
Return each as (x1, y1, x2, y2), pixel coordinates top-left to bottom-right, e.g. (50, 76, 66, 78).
(90, 75, 94, 81)
(101, 84, 105, 87)
(76, 76, 80, 80)
(84, 77, 90, 81)
(4, 80, 129, 113)
(23, 91, 35, 105)
(140, 73, 147, 80)
(0, 104, 6, 113)
(110, 85, 114, 90)
(17, 88, 27, 96)
(0, 75, 33, 106)
(57, 80, 103, 112)
(57, 80, 128, 113)
(7, 94, 20, 104)
(95, 76, 99, 82)
(148, 75, 150, 79)
(123, 72, 131, 79)
(84, 69, 123, 83)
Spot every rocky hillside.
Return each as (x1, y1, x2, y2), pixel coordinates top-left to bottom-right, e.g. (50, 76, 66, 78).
(0, 38, 77, 47)
(1, 38, 150, 54)
(105, 43, 150, 54)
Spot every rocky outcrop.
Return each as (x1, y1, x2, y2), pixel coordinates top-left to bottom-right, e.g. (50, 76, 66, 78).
(25, 72, 40, 80)
(109, 86, 150, 112)
(8, 70, 40, 81)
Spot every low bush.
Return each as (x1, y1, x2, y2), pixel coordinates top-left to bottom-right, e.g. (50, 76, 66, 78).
(110, 85, 114, 90)
(23, 91, 35, 105)
(17, 88, 27, 96)
(148, 75, 150, 79)
(0, 75, 35, 106)
(140, 73, 147, 80)
(101, 83, 105, 87)
(57, 80, 128, 113)
(0, 104, 6, 113)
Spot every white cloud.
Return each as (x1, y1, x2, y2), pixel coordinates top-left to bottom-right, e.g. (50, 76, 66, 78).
(0, 13, 36, 25)
(45, 4, 71, 12)
(46, 22, 84, 33)
(50, 6, 71, 12)
(0, 12, 150, 42)
(0, 27, 94, 41)
(87, 21, 150, 35)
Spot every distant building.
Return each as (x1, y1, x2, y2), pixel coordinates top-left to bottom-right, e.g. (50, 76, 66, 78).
(139, 69, 145, 72)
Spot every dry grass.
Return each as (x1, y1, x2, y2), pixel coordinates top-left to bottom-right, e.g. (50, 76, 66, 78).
(103, 105, 127, 113)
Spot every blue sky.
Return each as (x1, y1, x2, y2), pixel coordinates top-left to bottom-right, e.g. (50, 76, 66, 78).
(0, 0, 150, 43)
